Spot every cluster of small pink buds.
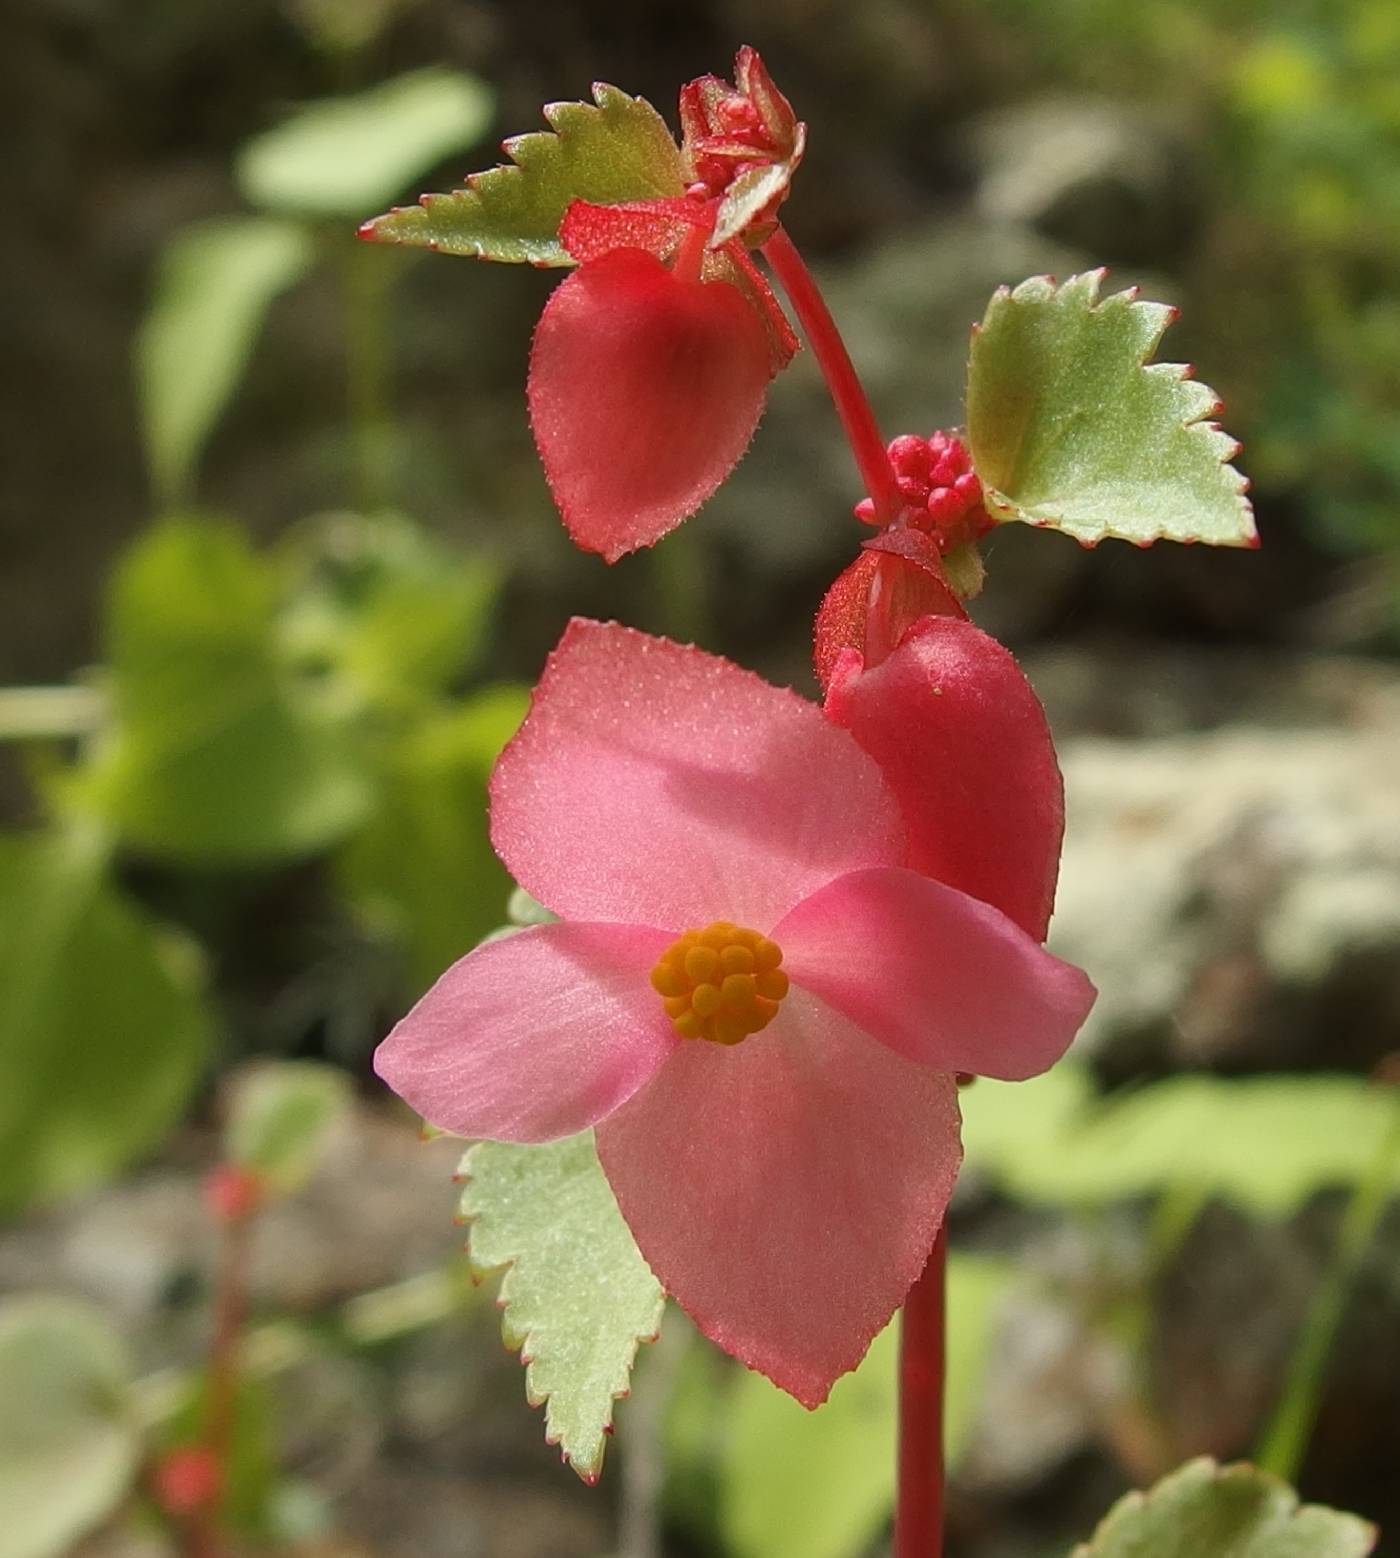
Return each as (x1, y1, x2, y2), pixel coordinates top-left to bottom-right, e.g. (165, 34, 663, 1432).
(855, 432, 992, 556)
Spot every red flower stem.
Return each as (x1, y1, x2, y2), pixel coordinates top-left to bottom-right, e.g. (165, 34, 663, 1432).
(895, 1226, 947, 1558)
(760, 226, 903, 523)
(191, 1200, 255, 1558)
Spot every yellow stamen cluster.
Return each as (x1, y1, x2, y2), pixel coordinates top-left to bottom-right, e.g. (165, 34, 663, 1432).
(650, 921, 790, 1046)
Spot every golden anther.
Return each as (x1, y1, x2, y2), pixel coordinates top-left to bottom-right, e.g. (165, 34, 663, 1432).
(651, 922, 788, 1045)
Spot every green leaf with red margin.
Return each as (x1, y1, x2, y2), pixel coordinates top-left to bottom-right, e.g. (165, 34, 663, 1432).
(966, 271, 1256, 548)
(458, 1131, 664, 1480)
(361, 85, 685, 267)
(1071, 1458, 1375, 1557)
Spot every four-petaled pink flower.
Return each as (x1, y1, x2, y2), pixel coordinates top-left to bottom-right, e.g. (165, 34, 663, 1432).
(374, 618, 1094, 1405)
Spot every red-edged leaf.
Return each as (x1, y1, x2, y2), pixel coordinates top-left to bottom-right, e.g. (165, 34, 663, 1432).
(528, 248, 772, 560)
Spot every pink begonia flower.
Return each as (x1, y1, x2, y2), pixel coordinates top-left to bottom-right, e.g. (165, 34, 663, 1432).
(375, 618, 1094, 1405)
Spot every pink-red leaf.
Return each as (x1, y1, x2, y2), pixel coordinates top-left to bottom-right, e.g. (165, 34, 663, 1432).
(528, 248, 772, 559)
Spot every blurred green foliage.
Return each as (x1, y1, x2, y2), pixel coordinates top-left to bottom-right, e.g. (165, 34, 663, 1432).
(0, 1297, 141, 1558)
(990, 0, 1400, 628)
(0, 61, 519, 1221)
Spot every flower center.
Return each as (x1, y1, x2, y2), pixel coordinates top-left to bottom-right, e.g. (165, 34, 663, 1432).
(649, 921, 790, 1046)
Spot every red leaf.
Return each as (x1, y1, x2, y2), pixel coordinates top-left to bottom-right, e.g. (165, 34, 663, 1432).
(528, 248, 772, 560)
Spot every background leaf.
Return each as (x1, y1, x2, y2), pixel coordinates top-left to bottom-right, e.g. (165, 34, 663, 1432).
(336, 685, 528, 992)
(1071, 1457, 1376, 1556)
(281, 513, 503, 709)
(236, 67, 494, 220)
(459, 1131, 664, 1479)
(721, 1256, 1013, 1558)
(82, 520, 371, 864)
(137, 218, 314, 510)
(0, 1296, 141, 1558)
(962, 1068, 1400, 1217)
(362, 84, 685, 266)
(0, 828, 210, 1213)
(966, 270, 1255, 548)
(224, 1060, 352, 1195)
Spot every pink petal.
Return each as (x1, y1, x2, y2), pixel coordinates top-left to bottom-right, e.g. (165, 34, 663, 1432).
(491, 619, 905, 930)
(776, 867, 1095, 1079)
(527, 248, 773, 561)
(373, 921, 677, 1143)
(596, 988, 962, 1406)
(824, 615, 1065, 941)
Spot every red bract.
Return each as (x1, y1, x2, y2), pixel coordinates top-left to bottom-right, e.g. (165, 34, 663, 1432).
(825, 615, 1065, 942)
(529, 203, 791, 560)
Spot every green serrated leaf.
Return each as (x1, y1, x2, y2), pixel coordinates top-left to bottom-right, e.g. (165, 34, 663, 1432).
(964, 1069, 1400, 1219)
(722, 1256, 1012, 1558)
(0, 827, 210, 1214)
(1071, 1458, 1375, 1557)
(336, 685, 529, 992)
(237, 68, 494, 220)
(459, 1131, 664, 1479)
(0, 1296, 141, 1558)
(80, 520, 371, 864)
(967, 270, 1255, 548)
(224, 1061, 352, 1195)
(137, 218, 314, 510)
(364, 84, 685, 266)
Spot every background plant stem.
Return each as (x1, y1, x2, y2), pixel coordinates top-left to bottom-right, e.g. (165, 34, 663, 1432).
(342, 239, 396, 513)
(1255, 1095, 1400, 1482)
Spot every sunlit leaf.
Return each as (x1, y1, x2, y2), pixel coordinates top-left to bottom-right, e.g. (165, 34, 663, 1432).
(0, 828, 210, 1213)
(722, 1256, 1013, 1558)
(963, 1068, 1400, 1218)
(459, 1131, 664, 1480)
(237, 68, 493, 219)
(362, 84, 685, 266)
(966, 270, 1255, 548)
(137, 218, 314, 509)
(83, 520, 371, 864)
(1072, 1457, 1375, 1557)
(0, 1296, 140, 1558)
(336, 685, 528, 992)
(224, 1061, 352, 1195)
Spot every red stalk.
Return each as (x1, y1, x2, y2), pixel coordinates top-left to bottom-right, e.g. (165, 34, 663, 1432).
(760, 226, 904, 523)
(764, 220, 948, 1553)
(895, 1227, 947, 1558)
